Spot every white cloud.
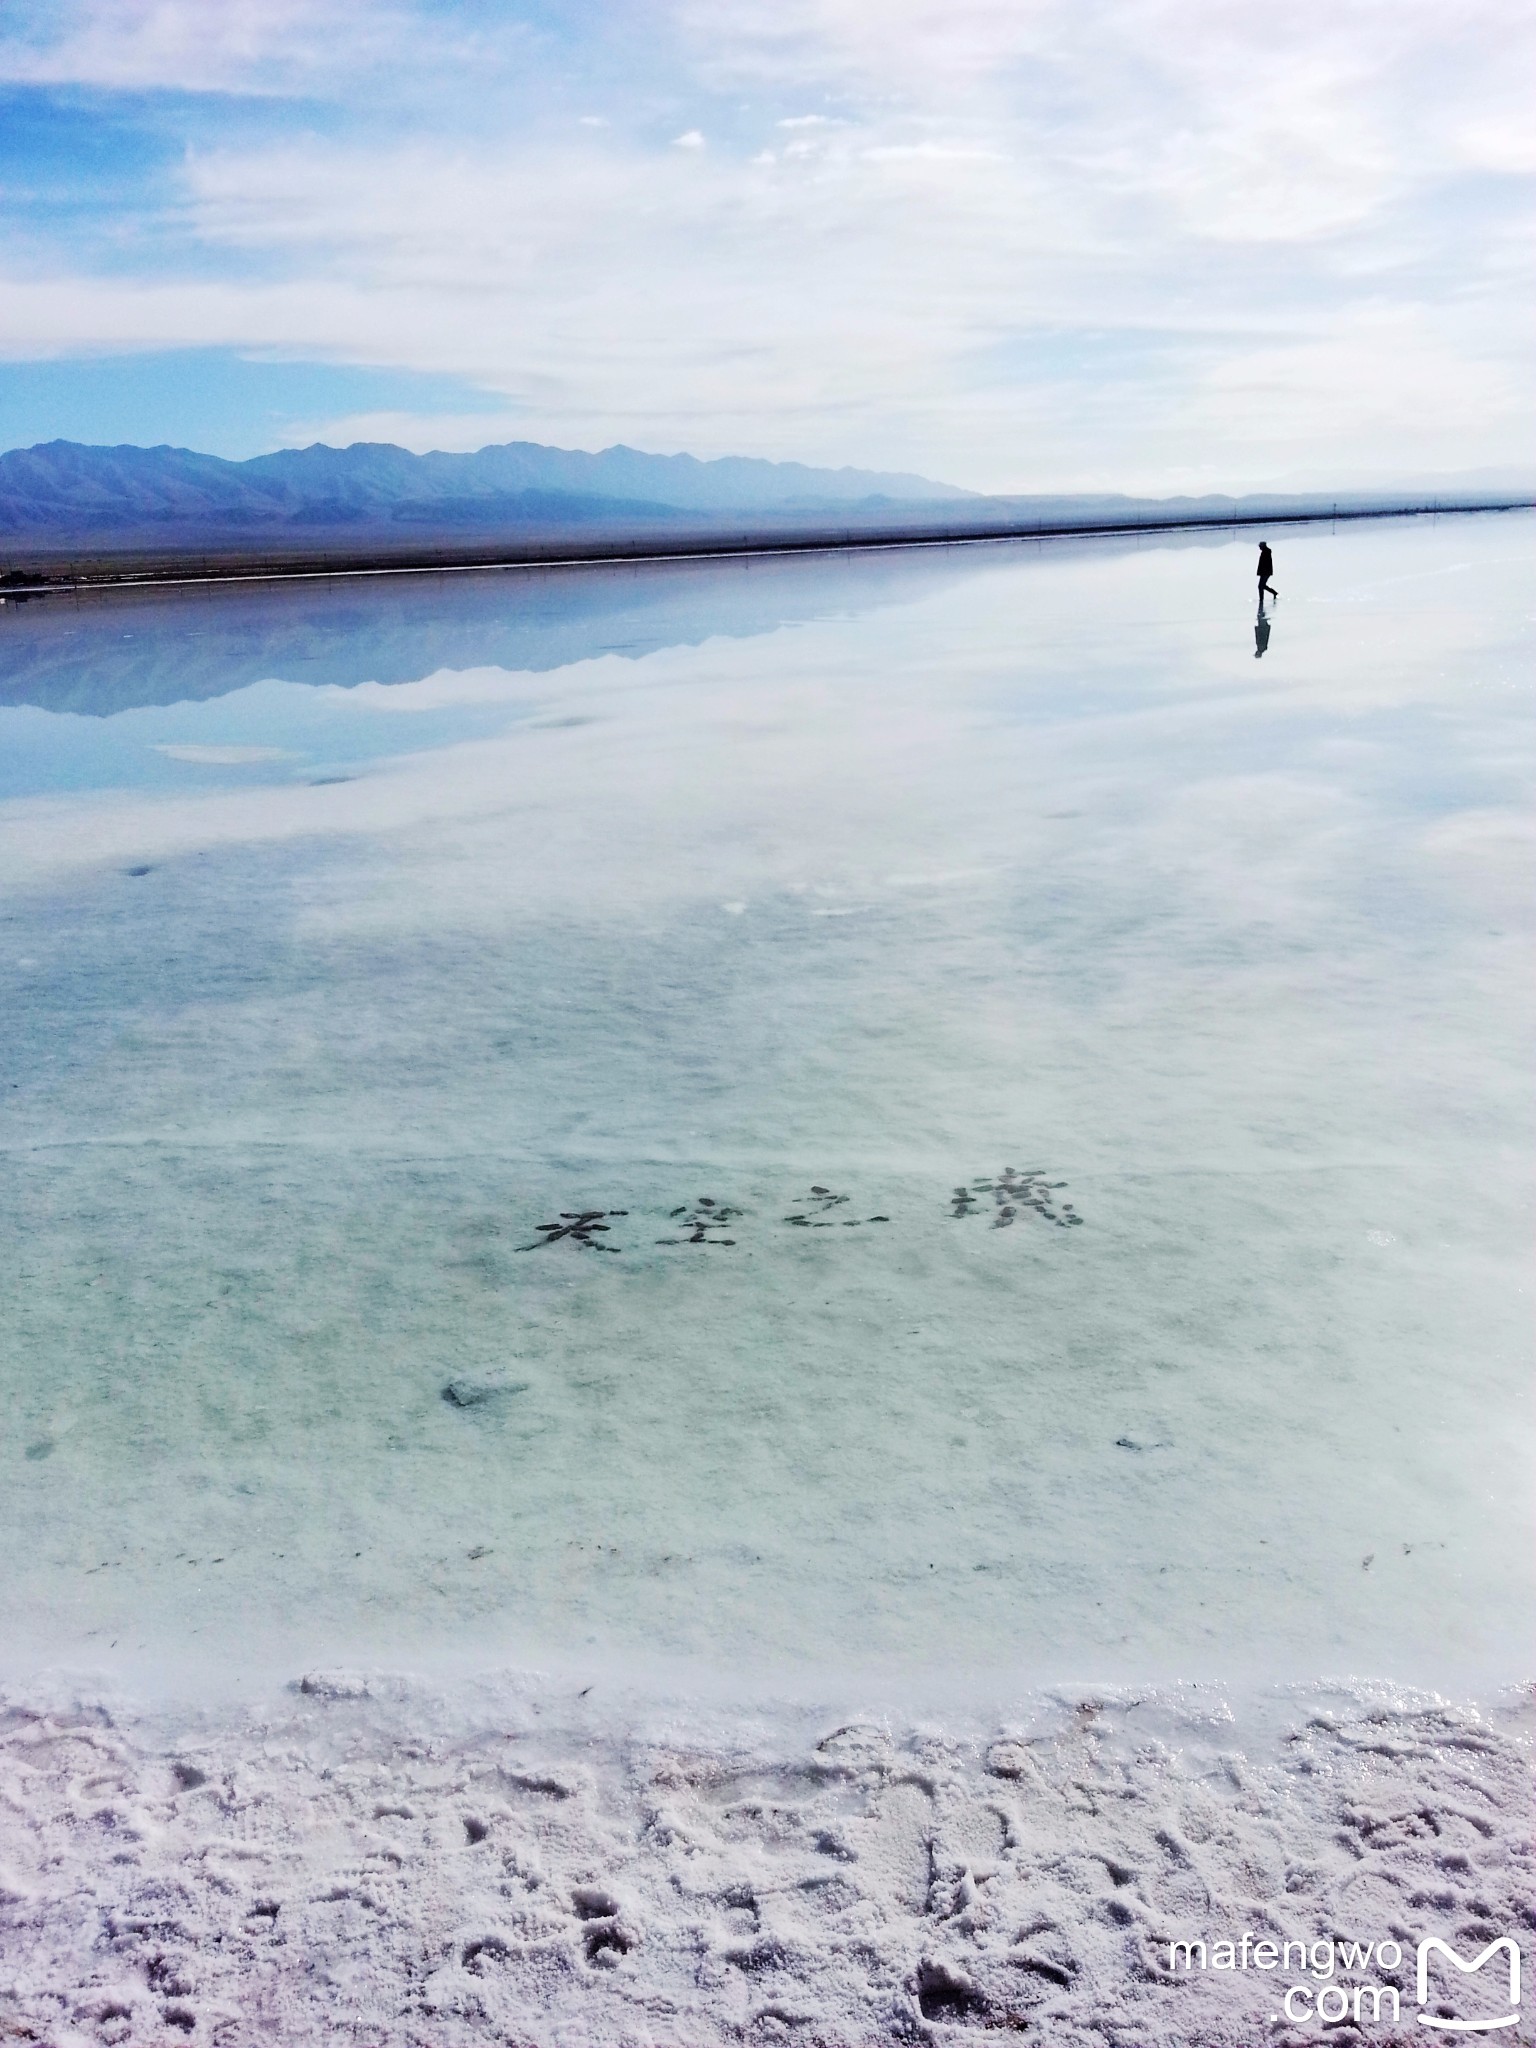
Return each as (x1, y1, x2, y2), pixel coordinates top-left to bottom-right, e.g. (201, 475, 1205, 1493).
(0, 0, 442, 95)
(152, 744, 299, 762)
(0, 0, 1531, 489)
(329, 668, 538, 711)
(858, 142, 1005, 162)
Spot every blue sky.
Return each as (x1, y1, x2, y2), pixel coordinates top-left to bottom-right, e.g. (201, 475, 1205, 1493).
(0, 0, 1531, 492)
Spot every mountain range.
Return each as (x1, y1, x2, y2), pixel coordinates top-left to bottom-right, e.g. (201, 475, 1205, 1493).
(0, 438, 973, 541)
(0, 439, 1528, 574)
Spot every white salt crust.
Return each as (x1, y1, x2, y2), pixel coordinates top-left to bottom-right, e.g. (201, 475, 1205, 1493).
(1, 1677, 1531, 2047)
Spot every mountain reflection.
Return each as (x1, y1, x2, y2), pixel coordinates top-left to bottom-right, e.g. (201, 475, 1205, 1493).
(0, 547, 975, 718)
(0, 523, 1264, 720)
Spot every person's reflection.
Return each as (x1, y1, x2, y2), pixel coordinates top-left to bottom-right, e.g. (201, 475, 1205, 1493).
(1254, 603, 1272, 659)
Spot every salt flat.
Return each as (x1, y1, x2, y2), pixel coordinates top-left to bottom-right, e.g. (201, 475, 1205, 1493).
(0, 513, 1531, 2043)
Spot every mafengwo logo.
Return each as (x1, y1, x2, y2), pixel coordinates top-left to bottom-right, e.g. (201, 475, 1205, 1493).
(1417, 1939, 1521, 2034)
(1165, 1932, 1522, 2031)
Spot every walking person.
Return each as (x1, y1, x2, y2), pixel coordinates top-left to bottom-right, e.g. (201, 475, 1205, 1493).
(1257, 540, 1278, 603)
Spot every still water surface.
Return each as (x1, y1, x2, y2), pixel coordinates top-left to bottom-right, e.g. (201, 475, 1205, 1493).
(2, 515, 1531, 1683)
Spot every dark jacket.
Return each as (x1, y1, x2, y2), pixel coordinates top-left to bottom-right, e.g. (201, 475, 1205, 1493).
(1257, 546, 1274, 578)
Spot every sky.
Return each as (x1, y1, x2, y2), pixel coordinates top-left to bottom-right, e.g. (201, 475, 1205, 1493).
(0, 0, 1532, 493)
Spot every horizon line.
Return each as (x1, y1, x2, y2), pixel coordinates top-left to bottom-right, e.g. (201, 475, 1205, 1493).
(4, 496, 1531, 603)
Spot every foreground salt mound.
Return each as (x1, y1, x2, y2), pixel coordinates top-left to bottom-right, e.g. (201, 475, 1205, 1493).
(1, 1679, 1529, 2046)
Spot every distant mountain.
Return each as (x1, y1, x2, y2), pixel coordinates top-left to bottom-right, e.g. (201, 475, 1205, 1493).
(0, 437, 975, 541)
(0, 439, 1527, 578)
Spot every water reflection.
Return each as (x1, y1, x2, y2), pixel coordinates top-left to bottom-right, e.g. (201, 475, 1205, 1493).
(0, 523, 1288, 725)
(0, 510, 1531, 1678)
(0, 528, 1287, 803)
(0, 547, 976, 720)
(0, 548, 1007, 801)
(1254, 603, 1272, 658)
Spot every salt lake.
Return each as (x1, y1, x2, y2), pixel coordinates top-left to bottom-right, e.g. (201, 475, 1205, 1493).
(2, 511, 1532, 1692)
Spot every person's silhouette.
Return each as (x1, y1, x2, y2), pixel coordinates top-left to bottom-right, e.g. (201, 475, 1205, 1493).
(1257, 541, 1277, 602)
(1254, 607, 1271, 658)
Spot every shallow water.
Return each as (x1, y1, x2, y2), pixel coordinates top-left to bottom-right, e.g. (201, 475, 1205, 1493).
(2, 515, 1532, 1685)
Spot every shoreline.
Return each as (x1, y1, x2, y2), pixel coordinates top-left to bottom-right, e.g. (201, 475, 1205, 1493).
(2, 495, 1530, 601)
